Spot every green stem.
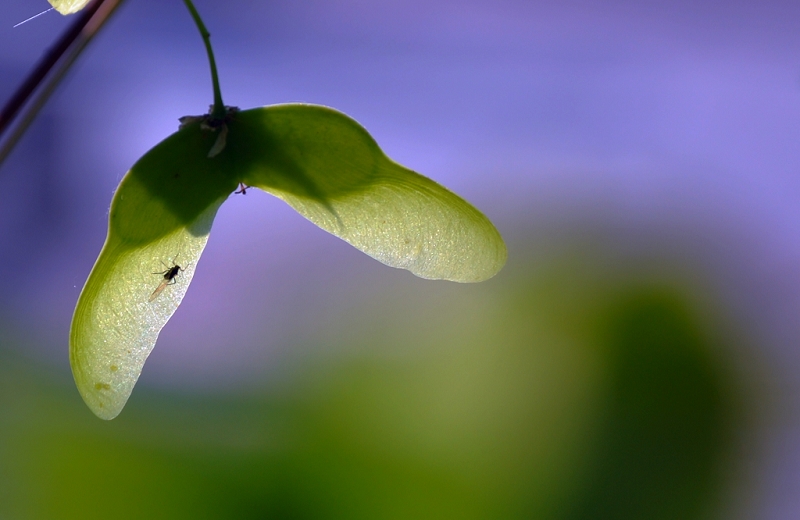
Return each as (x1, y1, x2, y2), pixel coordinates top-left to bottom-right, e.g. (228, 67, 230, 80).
(182, 0, 225, 120)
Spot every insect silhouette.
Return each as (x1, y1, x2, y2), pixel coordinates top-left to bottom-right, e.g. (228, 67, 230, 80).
(235, 183, 252, 195)
(149, 262, 184, 302)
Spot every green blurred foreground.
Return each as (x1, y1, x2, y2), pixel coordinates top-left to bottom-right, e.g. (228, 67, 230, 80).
(0, 250, 744, 519)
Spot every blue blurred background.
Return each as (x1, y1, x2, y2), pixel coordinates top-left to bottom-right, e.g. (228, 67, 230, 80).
(1, 0, 799, 517)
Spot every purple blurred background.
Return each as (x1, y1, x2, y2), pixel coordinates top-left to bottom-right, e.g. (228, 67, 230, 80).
(2, 0, 800, 516)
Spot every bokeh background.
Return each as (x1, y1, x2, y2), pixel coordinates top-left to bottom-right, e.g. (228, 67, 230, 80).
(1, 0, 799, 517)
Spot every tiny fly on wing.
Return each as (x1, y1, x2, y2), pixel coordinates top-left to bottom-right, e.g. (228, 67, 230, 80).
(149, 263, 184, 302)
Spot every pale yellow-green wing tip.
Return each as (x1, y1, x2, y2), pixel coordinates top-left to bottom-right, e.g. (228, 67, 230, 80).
(231, 105, 507, 283)
(48, 0, 91, 15)
(70, 207, 221, 420)
(70, 118, 237, 419)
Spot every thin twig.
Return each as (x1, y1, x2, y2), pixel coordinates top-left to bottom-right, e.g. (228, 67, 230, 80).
(0, 0, 126, 170)
(182, 0, 226, 120)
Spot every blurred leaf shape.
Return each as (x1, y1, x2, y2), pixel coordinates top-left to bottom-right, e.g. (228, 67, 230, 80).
(561, 291, 736, 520)
(13, 251, 745, 518)
(48, 0, 91, 15)
(71, 104, 506, 419)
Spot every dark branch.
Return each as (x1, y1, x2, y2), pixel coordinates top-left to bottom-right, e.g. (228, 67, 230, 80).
(0, 0, 125, 168)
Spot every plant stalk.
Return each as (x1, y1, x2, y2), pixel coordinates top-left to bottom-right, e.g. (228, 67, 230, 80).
(0, 0, 125, 171)
(182, 0, 225, 120)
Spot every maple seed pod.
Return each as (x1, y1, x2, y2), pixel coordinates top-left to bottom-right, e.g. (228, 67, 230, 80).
(70, 104, 507, 420)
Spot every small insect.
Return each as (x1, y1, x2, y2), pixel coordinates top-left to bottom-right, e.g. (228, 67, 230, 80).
(235, 183, 252, 195)
(149, 262, 184, 302)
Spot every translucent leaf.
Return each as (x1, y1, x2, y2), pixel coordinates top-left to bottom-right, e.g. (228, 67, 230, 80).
(70, 124, 237, 419)
(229, 105, 507, 282)
(48, 0, 91, 15)
(72, 103, 505, 419)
